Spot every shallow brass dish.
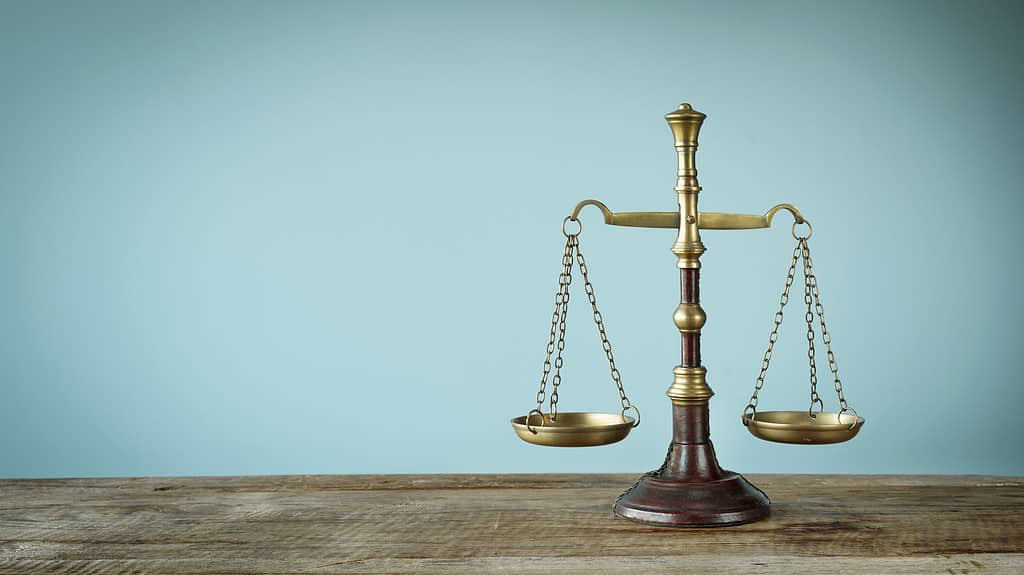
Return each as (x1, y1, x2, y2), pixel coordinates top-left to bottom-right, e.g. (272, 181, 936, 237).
(742, 411, 864, 444)
(511, 412, 635, 447)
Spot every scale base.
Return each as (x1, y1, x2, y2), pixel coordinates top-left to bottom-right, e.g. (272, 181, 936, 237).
(614, 470, 770, 527)
(613, 436, 770, 527)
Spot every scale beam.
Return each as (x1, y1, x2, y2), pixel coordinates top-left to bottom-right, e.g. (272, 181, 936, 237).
(569, 199, 806, 231)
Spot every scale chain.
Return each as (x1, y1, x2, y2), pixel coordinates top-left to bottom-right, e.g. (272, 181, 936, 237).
(743, 240, 802, 419)
(616, 443, 672, 504)
(533, 234, 575, 419)
(803, 240, 852, 416)
(529, 223, 639, 428)
(548, 235, 576, 419)
(801, 239, 824, 416)
(744, 232, 857, 423)
(576, 239, 635, 415)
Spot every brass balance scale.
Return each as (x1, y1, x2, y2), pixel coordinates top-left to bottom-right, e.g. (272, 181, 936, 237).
(510, 102, 864, 527)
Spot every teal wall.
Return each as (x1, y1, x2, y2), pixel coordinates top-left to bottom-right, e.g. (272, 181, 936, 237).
(2, 0, 1022, 478)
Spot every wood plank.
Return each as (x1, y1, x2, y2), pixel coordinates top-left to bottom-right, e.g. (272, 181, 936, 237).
(0, 474, 1021, 574)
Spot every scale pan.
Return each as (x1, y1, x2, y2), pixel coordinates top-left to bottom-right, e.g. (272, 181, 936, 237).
(742, 410, 864, 445)
(511, 412, 635, 447)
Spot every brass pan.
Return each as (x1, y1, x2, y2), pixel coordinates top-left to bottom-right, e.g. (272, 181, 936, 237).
(742, 410, 864, 445)
(511, 412, 636, 447)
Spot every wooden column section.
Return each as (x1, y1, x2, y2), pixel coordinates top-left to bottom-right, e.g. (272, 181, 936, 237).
(680, 268, 700, 367)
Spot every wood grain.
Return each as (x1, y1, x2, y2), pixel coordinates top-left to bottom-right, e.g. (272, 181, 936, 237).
(0, 474, 1021, 574)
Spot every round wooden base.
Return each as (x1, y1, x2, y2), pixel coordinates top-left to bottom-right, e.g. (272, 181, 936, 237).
(614, 470, 770, 527)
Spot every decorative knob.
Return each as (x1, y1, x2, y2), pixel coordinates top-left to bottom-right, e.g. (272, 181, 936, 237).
(665, 102, 706, 148)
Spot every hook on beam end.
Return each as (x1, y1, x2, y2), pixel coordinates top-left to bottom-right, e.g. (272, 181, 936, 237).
(570, 199, 614, 224)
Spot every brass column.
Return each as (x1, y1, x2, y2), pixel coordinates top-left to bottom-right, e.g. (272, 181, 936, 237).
(613, 103, 770, 527)
(667, 103, 712, 406)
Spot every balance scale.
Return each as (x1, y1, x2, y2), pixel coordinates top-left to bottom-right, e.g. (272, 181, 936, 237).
(511, 102, 864, 528)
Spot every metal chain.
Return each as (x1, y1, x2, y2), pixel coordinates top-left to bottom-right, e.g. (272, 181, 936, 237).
(744, 230, 857, 423)
(743, 240, 802, 421)
(615, 444, 671, 504)
(617, 436, 769, 503)
(801, 239, 824, 416)
(803, 241, 854, 417)
(529, 219, 639, 429)
(576, 238, 639, 426)
(548, 235, 576, 419)
(532, 234, 575, 423)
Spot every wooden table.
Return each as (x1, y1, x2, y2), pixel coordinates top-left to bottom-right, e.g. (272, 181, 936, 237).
(1, 474, 1022, 574)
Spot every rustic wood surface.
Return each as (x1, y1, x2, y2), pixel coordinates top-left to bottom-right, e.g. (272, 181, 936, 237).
(0, 474, 1022, 574)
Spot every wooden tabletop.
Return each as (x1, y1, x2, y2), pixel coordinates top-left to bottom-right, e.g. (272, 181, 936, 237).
(0, 474, 1021, 574)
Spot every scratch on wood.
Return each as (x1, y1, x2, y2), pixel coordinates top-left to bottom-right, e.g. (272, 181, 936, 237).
(315, 559, 361, 569)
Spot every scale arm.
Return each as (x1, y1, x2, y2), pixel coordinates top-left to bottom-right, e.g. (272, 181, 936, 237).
(568, 199, 678, 228)
(569, 200, 806, 230)
(698, 203, 806, 229)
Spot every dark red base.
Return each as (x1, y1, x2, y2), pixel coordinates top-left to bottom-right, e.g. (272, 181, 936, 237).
(613, 466, 770, 527)
(613, 404, 770, 527)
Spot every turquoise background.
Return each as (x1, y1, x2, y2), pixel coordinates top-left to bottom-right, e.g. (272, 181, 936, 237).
(2, 0, 1022, 478)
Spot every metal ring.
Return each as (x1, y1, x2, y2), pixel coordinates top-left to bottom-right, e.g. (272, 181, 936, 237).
(742, 405, 757, 426)
(791, 220, 813, 240)
(838, 406, 860, 429)
(808, 398, 824, 419)
(525, 409, 545, 434)
(621, 405, 641, 428)
(562, 216, 582, 237)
